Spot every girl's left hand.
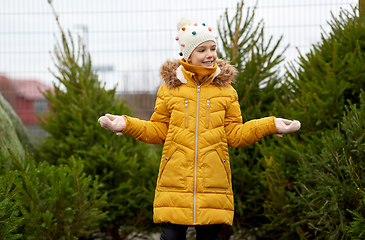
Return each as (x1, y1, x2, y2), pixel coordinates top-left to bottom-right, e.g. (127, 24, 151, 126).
(274, 118, 301, 137)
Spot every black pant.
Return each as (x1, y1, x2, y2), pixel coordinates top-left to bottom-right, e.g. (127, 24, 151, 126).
(160, 223, 221, 240)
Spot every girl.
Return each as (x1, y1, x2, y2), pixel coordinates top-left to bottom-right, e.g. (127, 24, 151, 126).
(99, 17, 300, 240)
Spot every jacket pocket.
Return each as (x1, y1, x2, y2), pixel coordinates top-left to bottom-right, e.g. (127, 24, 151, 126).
(158, 145, 186, 188)
(202, 147, 230, 190)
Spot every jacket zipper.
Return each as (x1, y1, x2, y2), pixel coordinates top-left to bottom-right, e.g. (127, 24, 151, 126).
(185, 100, 189, 128)
(206, 100, 210, 128)
(194, 85, 200, 224)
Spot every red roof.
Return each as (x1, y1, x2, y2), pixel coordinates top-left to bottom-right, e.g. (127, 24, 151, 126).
(11, 80, 53, 100)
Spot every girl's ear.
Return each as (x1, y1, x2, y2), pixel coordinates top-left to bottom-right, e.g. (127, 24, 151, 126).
(187, 58, 192, 64)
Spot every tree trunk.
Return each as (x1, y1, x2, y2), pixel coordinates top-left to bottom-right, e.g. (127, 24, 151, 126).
(105, 225, 122, 240)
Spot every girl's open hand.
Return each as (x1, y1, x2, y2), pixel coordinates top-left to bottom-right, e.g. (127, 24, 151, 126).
(275, 118, 301, 137)
(98, 114, 126, 135)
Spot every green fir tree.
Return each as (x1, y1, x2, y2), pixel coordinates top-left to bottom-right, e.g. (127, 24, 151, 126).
(262, 6, 365, 239)
(35, 2, 160, 239)
(6, 148, 106, 239)
(292, 91, 365, 239)
(0, 152, 23, 240)
(283, 6, 365, 140)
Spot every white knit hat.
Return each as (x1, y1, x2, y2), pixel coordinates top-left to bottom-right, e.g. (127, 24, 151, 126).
(175, 17, 216, 60)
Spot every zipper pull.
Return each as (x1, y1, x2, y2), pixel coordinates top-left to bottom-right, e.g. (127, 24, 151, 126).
(197, 86, 200, 93)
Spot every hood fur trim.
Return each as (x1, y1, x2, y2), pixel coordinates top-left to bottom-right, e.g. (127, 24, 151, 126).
(160, 59, 237, 88)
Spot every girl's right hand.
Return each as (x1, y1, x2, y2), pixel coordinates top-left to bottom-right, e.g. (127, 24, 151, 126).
(98, 114, 126, 135)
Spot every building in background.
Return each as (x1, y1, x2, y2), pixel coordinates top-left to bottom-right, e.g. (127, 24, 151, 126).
(0, 75, 156, 140)
(0, 75, 53, 138)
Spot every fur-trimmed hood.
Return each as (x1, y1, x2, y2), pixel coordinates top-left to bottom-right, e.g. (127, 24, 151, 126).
(159, 59, 238, 88)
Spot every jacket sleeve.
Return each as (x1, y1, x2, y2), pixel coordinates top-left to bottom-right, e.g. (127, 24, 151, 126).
(224, 88, 277, 148)
(121, 85, 169, 144)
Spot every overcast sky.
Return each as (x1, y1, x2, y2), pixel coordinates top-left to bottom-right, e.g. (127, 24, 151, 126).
(0, 0, 358, 92)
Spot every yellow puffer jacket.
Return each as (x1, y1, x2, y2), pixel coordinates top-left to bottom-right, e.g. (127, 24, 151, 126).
(122, 59, 277, 226)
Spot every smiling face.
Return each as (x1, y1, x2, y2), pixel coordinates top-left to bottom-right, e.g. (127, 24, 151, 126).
(187, 40, 217, 67)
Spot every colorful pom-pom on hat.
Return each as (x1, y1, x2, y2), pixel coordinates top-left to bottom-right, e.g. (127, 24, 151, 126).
(176, 17, 216, 60)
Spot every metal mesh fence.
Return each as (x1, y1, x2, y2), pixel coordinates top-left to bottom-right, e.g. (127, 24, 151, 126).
(0, 0, 358, 137)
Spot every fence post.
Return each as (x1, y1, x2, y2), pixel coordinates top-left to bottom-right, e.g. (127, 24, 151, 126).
(360, 0, 365, 24)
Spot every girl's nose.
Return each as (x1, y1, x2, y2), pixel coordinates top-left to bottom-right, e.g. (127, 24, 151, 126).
(206, 50, 213, 57)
